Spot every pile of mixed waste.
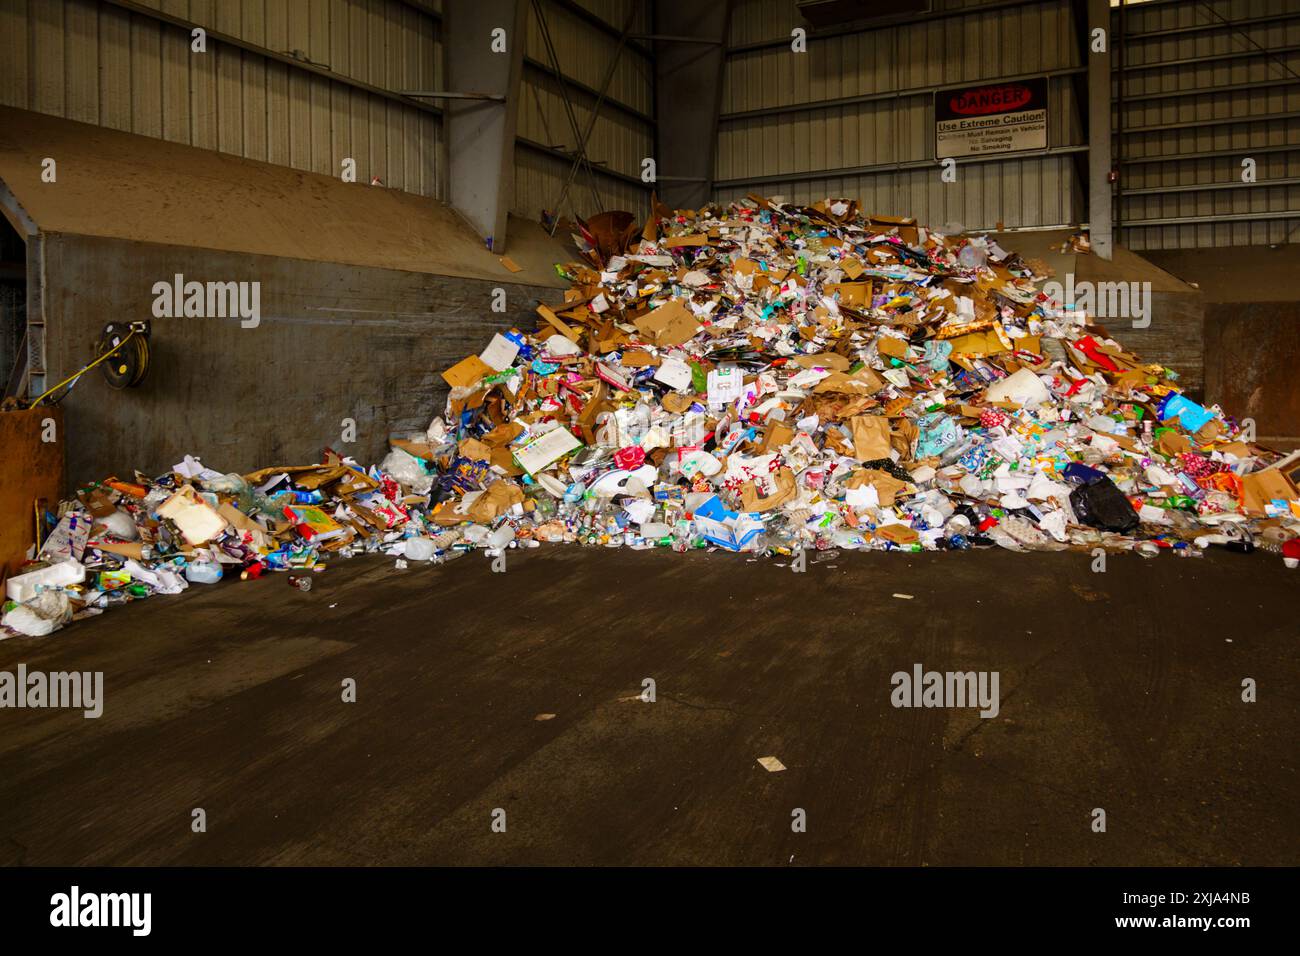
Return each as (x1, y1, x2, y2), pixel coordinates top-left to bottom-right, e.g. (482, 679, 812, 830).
(5, 197, 1300, 637)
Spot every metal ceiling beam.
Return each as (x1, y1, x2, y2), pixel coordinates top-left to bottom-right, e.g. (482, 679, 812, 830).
(719, 66, 1087, 124)
(1123, 11, 1300, 42)
(545, 0, 640, 224)
(1122, 209, 1300, 228)
(1123, 110, 1300, 135)
(713, 145, 1089, 190)
(544, 0, 651, 58)
(1121, 177, 1300, 196)
(1113, 77, 1300, 103)
(1113, 44, 1300, 75)
(1120, 143, 1300, 166)
(523, 57, 654, 126)
(515, 138, 647, 189)
(726, 0, 1052, 56)
(395, 0, 442, 20)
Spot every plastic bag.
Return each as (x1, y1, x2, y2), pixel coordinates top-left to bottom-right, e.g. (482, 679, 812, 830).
(1070, 476, 1139, 533)
(2, 590, 74, 637)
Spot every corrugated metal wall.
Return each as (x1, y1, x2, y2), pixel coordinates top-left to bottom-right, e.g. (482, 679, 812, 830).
(1114, 0, 1300, 251)
(0, 0, 446, 199)
(713, 0, 1085, 231)
(514, 0, 653, 221)
(0, 0, 652, 222)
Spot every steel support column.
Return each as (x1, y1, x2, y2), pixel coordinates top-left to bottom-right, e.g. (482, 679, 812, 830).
(1088, 0, 1113, 260)
(653, 4, 733, 210)
(444, 0, 527, 252)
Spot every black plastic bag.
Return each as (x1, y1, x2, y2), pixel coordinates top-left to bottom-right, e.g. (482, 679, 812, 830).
(1070, 476, 1139, 533)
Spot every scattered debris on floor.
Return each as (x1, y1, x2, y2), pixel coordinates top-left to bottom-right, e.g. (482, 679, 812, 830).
(5, 197, 1299, 638)
(757, 756, 787, 773)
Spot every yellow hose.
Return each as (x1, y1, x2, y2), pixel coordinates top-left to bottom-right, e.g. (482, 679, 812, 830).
(29, 330, 139, 408)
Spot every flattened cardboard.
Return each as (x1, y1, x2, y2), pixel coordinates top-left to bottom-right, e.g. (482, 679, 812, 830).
(793, 352, 850, 372)
(877, 336, 910, 359)
(537, 304, 581, 342)
(947, 329, 1009, 357)
(92, 540, 147, 560)
(662, 392, 696, 414)
(1240, 468, 1298, 515)
(815, 368, 885, 396)
(634, 298, 699, 347)
(441, 355, 493, 389)
(620, 349, 658, 368)
(390, 440, 434, 461)
(826, 281, 871, 307)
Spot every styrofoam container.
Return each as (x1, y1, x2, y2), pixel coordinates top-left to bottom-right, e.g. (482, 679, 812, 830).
(6, 559, 86, 603)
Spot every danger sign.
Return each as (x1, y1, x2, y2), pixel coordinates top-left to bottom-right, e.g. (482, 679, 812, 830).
(935, 78, 1048, 159)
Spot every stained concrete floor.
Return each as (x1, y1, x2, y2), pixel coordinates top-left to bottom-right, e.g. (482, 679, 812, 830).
(0, 545, 1295, 866)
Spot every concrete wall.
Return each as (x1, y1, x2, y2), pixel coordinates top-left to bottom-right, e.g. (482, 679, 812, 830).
(1201, 302, 1300, 445)
(991, 228, 1206, 395)
(1110, 290, 1205, 397)
(40, 233, 563, 486)
(1145, 244, 1300, 444)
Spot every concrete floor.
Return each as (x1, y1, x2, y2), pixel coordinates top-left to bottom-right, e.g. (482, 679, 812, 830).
(0, 545, 1295, 866)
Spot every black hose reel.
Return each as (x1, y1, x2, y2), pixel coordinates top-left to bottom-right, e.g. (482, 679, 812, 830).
(95, 320, 151, 389)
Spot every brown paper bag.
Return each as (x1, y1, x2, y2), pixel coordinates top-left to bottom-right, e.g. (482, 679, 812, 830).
(851, 416, 892, 461)
(739, 468, 798, 513)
